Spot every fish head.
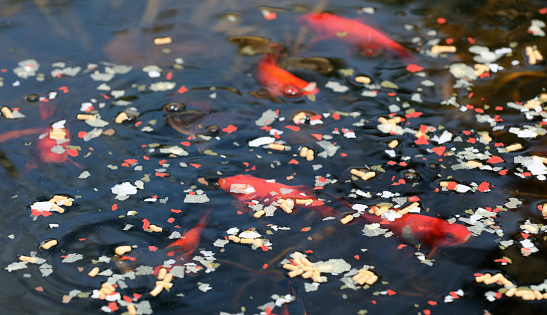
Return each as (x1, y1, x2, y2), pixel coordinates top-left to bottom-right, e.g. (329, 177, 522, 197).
(436, 223, 472, 247)
(165, 109, 221, 138)
(296, 12, 329, 32)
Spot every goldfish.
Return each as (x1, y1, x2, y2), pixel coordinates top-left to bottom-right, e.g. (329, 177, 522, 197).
(297, 12, 414, 61)
(359, 210, 471, 255)
(166, 209, 210, 260)
(209, 174, 338, 218)
(256, 46, 319, 97)
(36, 120, 71, 164)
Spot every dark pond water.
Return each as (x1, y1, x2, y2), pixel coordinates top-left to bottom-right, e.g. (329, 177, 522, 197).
(1, 0, 547, 314)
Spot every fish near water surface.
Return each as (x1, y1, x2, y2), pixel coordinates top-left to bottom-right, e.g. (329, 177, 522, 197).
(360, 211, 471, 255)
(256, 48, 319, 97)
(166, 209, 210, 260)
(297, 12, 414, 61)
(212, 174, 338, 218)
(36, 120, 71, 164)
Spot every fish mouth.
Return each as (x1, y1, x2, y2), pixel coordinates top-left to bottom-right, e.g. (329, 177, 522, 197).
(198, 176, 222, 189)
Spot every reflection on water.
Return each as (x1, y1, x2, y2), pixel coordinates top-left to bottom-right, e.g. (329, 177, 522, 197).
(1, 0, 547, 314)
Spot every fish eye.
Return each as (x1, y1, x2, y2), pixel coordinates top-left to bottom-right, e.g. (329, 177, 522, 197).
(402, 171, 421, 182)
(163, 102, 186, 112)
(445, 233, 455, 239)
(283, 86, 302, 97)
(205, 125, 220, 136)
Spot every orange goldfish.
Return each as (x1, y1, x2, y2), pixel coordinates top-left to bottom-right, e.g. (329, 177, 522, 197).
(297, 12, 414, 61)
(166, 209, 209, 259)
(360, 211, 471, 254)
(256, 47, 319, 97)
(214, 174, 338, 218)
(36, 120, 70, 164)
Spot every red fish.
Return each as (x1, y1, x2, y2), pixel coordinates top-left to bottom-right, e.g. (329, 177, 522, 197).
(297, 12, 414, 61)
(256, 47, 319, 97)
(36, 120, 70, 163)
(360, 210, 471, 255)
(216, 174, 338, 218)
(166, 210, 209, 259)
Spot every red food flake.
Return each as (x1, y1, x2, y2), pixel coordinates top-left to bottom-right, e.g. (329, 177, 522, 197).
(521, 233, 530, 239)
(301, 227, 310, 232)
(332, 113, 340, 120)
(289, 159, 299, 164)
(466, 138, 476, 144)
(166, 72, 173, 80)
(495, 258, 510, 264)
(142, 219, 150, 230)
(31, 209, 52, 217)
(473, 273, 484, 277)
(66, 149, 78, 157)
(405, 111, 423, 118)
(428, 301, 437, 306)
(77, 131, 87, 138)
(159, 159, 167, 165)
(371, 300, 377, 304)
(462, 130, 471, 136)
(108, 302, 119, 312)
(265, 306, 272, 315)
(143, 155, 150, 160)
(415, 136, 429, 145)
(432, 146, 446, 156)
(387, 160, 397, 165)
(449, 291, 459, 299)
(406, 64, 424, 73)
(262, 264, 269, 269)
(317, 176, 327, 182)
(167, 218, 175, 223)
(486, 156, 504, 164)
(467, 37, 475, 44)
(540, 7, 547, 14)
(494, 142, 504, 147)
(124, 159, 138, 165)
(445, 181, 458, 190)
(311, 133, 323, 140)
(171, 209, 182, 214)
(437, 17, 447, 24)
(477, 182, 491, 192)
(408, 196, 420, 202)
(149, 246, 158, 252)
(223, 124, 238, 133)
(167, 251, 175, 257)
(340, 153, 347, 157)
(495, 292, 502, 299)
(397, 244, 407, 249)
(479, 72, 490, 79)
(123, 295, 133, 303)
(424, 310, 431, 315)
(261, 245, 269, 251)
(285, 125, 300, 132)
(133, 293, 142, 300)
(521, 172, 532, 177)
(190, 163, 201, 168)
(111, 204, 118, 211)
(261, 126, 272, 132)
(263, 11, 277, 20)
(354, 255, 360, 260)
(177, 85, 188, 94)
(155, 172, 169, 177)
(386, 289, 396, 296)
(134, 121, 142, 127)
(305, 250, 313, 253)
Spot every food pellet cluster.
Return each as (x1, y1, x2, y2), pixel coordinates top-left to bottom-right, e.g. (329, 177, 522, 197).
(283, 252, 332, 283)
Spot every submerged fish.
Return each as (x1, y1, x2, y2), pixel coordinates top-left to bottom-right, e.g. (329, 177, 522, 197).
(166, 209, 210, 260)
(207, 174, 338, 218)
(256, 46, 319, 97)
(297, 12, 414, 61)
(36, 121, 71, 164)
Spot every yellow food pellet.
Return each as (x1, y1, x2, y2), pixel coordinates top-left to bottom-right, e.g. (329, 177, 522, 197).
(505, 287, 517, 297)
(101, 283, 115, 294)
(157, 268, 167, 280)
(254, 238, 263, 247)
(98, 290, 106, 300)
(49, 128, 67, 140)
(267, 143, 285, 151)
(240, 238, 254, 244)
(288, 269, 303, 278)
(301, 270, 314, 278)
(340, 214, 354, 224)
(431, 45, 457, 55)
(228, 235, 240, 243)
(354, 75, 371, 84)
(475, 274, 490, 283)
(283, 263, 299, 271)
(127, 304, 137, 315)
(154, 37, 172, 45)
(88, 267, 100, 277)
(388, 139, 399, 148)
(467, 160, 483, 169)
(311, 270, 322, 282)
(41, 239, 58, 250)
(505, 143, 523, 152)
(292, 112, 307, 124)
(76, 114, 96, 120)
(150, 284, 163, 296)
(533, 290, 543, 300)
(524, 99, 541, 109)
(299, 146, 309, 158)
(483, 273, 503, 285)
(253, 210, 265, 218)
(306, 149, 314, 161)
(115, 112, 128, 124)
(366, 274, 379, 285)
(1, 106, 13, 119)
(19, 255, 38, 263)
(114, 245, 132, 256)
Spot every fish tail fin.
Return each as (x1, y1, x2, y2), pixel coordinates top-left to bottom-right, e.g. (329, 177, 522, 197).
(197, 202, 215, 227)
